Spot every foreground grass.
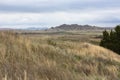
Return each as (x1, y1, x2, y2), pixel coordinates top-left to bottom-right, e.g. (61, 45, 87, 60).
(0, 31, 120, 80)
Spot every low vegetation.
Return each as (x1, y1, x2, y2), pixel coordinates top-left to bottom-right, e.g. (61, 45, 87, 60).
(0, 31, 120, 80)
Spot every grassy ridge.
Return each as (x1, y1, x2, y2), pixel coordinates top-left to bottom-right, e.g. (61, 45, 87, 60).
(0, 31, 120, 80)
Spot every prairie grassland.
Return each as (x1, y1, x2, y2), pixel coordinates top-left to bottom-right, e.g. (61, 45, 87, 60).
(0, 31, 120, 80)
(24, 30, 102, 45)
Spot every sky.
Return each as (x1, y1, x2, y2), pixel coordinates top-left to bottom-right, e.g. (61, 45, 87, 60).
(0, 0, 120, 28)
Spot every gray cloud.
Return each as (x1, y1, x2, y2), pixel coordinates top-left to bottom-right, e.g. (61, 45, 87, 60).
(99, 18, 120, 24)
(0, 0, 120, 28)
(0, 0, 120, 13)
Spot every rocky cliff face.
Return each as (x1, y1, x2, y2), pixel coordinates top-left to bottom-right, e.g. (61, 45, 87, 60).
(50, 24, 106, 31)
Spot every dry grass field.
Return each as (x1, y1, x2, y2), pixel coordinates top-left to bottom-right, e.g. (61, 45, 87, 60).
(0, 30, 120, 80)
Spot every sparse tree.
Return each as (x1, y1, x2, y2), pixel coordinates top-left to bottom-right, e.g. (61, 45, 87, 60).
(100, 25, 120, 55)
(100, 30, 110, 47)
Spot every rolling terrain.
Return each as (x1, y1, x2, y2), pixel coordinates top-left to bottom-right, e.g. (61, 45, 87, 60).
(0, 31, 120, 80)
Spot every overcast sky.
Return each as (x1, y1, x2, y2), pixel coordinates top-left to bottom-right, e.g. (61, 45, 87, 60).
(0, 0, 120, 28)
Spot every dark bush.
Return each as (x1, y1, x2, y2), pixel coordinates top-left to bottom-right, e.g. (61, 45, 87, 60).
(100, 25, 120, 54)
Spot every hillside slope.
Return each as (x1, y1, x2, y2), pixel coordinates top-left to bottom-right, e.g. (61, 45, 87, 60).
(0, 32, 120, 80)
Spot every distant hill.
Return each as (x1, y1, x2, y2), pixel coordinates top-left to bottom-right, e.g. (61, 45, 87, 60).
(0, 27, 48, 30)
(25, 27, 48, 30)
(0, 28, 13, 30)
(49, 24, 112, 31)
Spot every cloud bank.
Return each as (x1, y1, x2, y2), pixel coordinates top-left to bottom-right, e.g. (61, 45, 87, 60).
(0, 0, 120, 28)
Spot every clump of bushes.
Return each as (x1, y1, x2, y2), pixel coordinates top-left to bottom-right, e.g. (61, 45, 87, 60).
(100, 25, 120, 54)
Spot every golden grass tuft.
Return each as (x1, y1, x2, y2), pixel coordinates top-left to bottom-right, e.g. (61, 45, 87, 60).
(0, 31, 120, 80)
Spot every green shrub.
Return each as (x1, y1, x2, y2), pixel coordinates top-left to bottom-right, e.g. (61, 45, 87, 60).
(100, 25, 120, 54)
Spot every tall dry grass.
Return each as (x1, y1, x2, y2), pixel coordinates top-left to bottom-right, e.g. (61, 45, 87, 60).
(0, 31, 120, 80)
